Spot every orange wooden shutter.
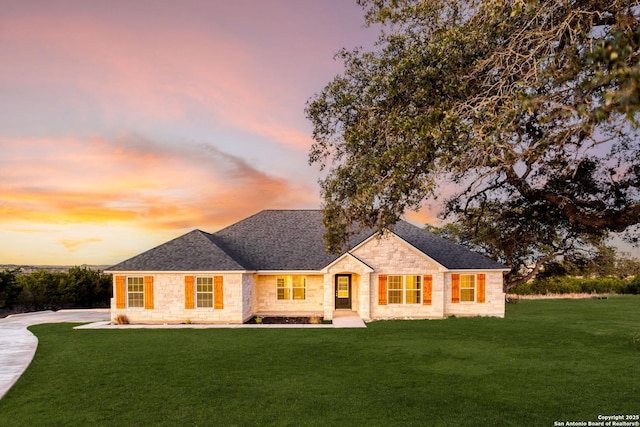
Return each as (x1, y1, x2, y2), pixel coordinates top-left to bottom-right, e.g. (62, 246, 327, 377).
(214, 276, 224, 309)
(451, 274, 460, 303)
(378, 274, 387, 305)
(144, 276, 154, 309)
(115, 276, 126, 309)
(477, 274, 486, 303)
(185, 276, 195, 309)
(423, 275, 432, 305)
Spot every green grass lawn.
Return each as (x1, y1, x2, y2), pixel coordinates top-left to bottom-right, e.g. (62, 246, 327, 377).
(1, 296, 639, 426)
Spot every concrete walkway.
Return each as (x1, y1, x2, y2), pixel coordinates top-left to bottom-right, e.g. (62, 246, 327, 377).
(0, 309, 365, 399)
(75, 310, 367, 329)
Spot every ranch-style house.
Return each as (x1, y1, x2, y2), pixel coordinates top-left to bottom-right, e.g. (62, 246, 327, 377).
(106, 210, 508, 323)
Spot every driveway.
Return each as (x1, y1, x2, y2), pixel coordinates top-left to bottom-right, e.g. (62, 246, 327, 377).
(0, 309, 110, 399)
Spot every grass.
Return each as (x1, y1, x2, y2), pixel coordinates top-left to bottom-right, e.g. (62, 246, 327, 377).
(1, 296, 639, 426)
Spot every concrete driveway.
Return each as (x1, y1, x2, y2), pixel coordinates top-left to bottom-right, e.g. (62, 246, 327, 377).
(0, 309, 110, 399)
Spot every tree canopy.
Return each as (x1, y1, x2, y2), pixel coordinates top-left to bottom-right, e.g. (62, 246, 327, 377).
(307, 0, 640, 254)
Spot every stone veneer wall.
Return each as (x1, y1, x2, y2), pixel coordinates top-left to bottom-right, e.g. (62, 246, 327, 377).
(254, 274, 324, 315)
(443, 272, 505, 318)
(353, 235, 446, 320)
(241, 273, 256, 322)
(110, 273, 245, 324)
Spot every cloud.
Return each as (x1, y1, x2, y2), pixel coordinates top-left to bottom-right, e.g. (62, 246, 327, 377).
(0, 134, 318, 232)
(60, 238, 103, 252)
(0, 7, 336, 151)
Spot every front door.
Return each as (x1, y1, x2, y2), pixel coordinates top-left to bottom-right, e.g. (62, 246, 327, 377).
(335, 274, 351, 309)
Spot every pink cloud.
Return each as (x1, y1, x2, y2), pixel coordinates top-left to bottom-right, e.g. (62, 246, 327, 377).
(0, 135, 318, 232)
(0, 5, 357, 151)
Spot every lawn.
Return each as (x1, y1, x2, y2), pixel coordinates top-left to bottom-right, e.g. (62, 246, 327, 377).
(1, 297, 639, 426)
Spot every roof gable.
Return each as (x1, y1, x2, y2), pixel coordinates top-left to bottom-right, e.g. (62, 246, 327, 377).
(107, 229, 247, 271)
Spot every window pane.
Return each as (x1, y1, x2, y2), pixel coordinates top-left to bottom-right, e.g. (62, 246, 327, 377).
(197, 293, 213, 308)
(197, 283, 213, 293)
(196, 277, 214, 308)
(460, 275, 475, 302)
(406, 290, 421, 304)
(127, 277, 144, 307)
(292, 276, 306, 300)
(277, 277, 288, 300)
(461, 275, 475, 289)
(405, 276, 420, 290)
(277, 287, 290, 300)
(128, 293, 143, 307)
(337, 277, 349, 298)
(388, 276, 402, 290)
(293, 287, 305, 300)
(388, 290, 402, 304)
(461, 289, 475, 302)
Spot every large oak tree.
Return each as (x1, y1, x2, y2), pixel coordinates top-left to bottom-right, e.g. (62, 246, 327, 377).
(307, 0, 640, 255)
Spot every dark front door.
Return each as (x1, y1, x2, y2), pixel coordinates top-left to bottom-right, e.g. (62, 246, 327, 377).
(335, 274, 352, 309)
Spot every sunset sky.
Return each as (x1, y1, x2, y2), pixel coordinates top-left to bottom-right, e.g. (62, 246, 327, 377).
(0, 0, 442, 266)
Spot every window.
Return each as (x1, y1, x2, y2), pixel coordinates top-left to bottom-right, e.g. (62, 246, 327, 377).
(405, 275, 421, 304)
(196, 277, 214, 308)
(460, 274, 476, 302)
(277, 276, 306, 300)
(388, 276, 403, 304)
(387, 275, 422, 304)
(127, 277, 144, 308)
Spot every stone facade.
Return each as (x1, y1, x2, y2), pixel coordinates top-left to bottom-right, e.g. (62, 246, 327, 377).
(442, 271, 505, 317)
(110, 235, 505, 323)
(254, 274, 324, 316)
(111, 273, 246, 324)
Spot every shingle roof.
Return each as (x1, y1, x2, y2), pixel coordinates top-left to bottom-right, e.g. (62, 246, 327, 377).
(107, 210, 507, 271)
(211, 210, 373, 270)
(107, 229, 247, 271)
(389, 221, 507, 270)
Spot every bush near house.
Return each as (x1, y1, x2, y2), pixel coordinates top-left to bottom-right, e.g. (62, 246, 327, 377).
(0, 267, 111, 316)
(510, 275, 640, 295)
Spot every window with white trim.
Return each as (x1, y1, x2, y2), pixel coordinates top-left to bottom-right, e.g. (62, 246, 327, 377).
(388, 275, 422, 304)
(127, 277, 144, 308)
(196, 277, 214, 308)
(460, 274, 476, 302)
(276, 276, 306, 300)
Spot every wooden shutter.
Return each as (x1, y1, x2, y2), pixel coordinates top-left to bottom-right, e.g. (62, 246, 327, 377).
(214, 276, 224, 309)
(423, 275, 432, 305)
(115, 276, 126, 309)
(144, 276, 154, 309)
(185, 276, 195, 309)
(477, 274, 486, 303)
(451, 274, 460, 303)
(378, 274, 387, 305)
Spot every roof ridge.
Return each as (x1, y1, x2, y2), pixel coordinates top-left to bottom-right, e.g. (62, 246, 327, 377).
(204, 233, 252, 270)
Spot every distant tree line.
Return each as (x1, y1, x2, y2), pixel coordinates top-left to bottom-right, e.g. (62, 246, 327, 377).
(0, 266, 111, 317)
(508, 250, 640, 295)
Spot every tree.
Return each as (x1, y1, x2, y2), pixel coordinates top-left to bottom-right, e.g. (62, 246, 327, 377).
(0, 268, 21, 309)
(426, 198, 610, 290)
(306, 0, 640, 253)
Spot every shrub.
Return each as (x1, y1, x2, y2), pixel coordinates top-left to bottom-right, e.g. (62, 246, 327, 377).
(624, 276, 640, 294)
(510, 276, 630, 295)
(5, 267, 112, 314)
(114, 314, 129, 325)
